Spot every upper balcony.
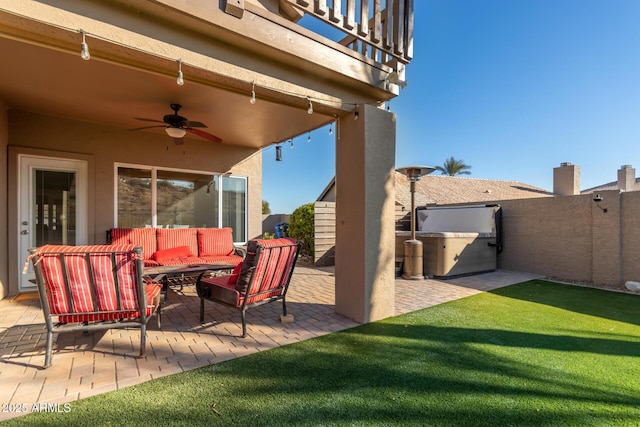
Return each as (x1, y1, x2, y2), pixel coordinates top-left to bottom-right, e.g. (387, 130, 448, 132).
(282, 0, 413, 79)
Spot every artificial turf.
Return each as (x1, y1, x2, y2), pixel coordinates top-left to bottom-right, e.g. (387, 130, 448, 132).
(6, 280, 640, 426)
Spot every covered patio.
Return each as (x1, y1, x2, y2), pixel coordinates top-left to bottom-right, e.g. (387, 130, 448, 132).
(0, 0, 413, 325)
(0, 267, 540, 421)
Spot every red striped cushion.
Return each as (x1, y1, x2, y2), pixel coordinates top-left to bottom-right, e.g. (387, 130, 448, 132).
(157, 228, 198, 257)
(34, 244, 144, 319)
(247, 238, 297, 296)
(34, 244, 137, 255)
(130, 228, 157, 260)
(197, 228, 234, 257)
(236, 238, 297, 293)
(109, 228, 157, 260)
(58, 283, 161, 323)
(198, 239, 297, 308)
(109, 228, 131, 246)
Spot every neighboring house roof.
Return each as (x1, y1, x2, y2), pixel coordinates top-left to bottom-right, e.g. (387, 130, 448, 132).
(394, 173, 553, 207)
(317, 177, 336, 202)
(582, 178, 640, 194)
(317, 173, 553, 206)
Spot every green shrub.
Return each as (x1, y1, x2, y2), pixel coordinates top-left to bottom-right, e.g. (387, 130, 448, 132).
(288, 203, 314, 257)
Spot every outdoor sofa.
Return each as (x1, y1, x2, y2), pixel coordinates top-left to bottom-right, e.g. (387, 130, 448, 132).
(107, 227, 245, 267)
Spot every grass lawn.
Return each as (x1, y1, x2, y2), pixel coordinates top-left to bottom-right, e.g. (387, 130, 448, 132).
(6, 280, 640, 426)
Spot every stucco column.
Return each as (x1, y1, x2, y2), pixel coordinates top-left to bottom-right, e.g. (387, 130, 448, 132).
(335, 104, 396, 323)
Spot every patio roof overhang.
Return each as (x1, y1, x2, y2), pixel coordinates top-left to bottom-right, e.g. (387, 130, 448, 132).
(0, 1, 398, 149)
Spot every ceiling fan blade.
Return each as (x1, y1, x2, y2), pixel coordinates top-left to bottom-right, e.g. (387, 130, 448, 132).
(186, 121, 207, 128)
(134, 118, 165, 123)
(130, 125, 166, 131)
(186, 128, 222, 143)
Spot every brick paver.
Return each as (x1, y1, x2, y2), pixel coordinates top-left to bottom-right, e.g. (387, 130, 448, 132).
(0, 267, 540, 421)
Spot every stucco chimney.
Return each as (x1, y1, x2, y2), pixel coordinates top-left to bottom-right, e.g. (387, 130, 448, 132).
(553, 162, 580, 195)
(617, 165, 636, 191)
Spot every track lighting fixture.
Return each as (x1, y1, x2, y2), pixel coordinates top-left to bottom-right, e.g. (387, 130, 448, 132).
(176, 59, 184, 86)
(307, 132, 311, 143)
(354, 110, 359, 120)
(329, 122, 333, 135)
(80, 30, 90, 60)
(275, 145, 282, 161)
(290, 139, 295, 149)
(307, 98, 313, 114)
(250, 82, 256, 104)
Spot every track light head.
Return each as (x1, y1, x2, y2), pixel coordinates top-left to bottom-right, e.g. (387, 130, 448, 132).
(80, 30, 90, 60)
(176, 59, 184, 85)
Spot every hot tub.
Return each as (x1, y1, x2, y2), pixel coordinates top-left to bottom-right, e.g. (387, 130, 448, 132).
(396, 205, 502, 279)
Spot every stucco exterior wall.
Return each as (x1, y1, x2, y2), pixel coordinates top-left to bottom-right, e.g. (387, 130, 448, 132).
(5, 110, 262, 295)
(0, 102, 8, 300)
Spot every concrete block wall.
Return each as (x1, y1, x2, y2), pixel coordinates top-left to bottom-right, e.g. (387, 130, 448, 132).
(498, 190, 640, 286)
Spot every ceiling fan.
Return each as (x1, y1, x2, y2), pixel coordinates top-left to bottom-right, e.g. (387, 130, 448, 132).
(131, 103, 222, 144)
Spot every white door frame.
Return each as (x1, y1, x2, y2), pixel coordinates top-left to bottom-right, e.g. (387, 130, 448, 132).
(18, 155, 88, 291)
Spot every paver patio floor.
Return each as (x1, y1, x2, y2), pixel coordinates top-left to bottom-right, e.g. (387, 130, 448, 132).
(0, 267, 541, 421)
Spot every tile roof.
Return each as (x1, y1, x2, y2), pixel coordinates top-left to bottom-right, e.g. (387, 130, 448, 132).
(394, 173, 553, 207)
(581, 178, 640, 194)
(317, 173, 553, 207)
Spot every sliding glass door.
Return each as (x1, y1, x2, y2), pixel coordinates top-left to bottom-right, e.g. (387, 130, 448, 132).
(116, 165, 247, 243)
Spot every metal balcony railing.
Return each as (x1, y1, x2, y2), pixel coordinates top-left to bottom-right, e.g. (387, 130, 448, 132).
(285, 0, 414, 72)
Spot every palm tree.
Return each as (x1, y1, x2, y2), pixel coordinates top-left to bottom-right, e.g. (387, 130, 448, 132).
(434, 156, 472, 176)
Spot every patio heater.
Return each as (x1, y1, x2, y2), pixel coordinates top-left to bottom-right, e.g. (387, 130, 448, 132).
(396, 165, 435, 280)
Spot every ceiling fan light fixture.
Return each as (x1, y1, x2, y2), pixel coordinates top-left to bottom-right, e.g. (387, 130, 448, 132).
(166, 127, 186, 138)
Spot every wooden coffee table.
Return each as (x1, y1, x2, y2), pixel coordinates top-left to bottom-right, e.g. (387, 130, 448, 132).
(143, 263, 236, 303)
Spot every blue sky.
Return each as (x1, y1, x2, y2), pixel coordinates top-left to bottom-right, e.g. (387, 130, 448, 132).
(262, 0, 640, 214)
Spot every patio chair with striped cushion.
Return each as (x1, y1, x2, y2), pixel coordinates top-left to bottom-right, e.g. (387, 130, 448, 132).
(28, 244, 162, 368)
(196, 238, 300, 337)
